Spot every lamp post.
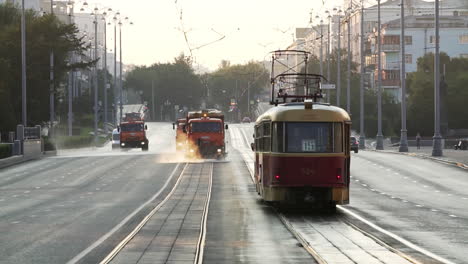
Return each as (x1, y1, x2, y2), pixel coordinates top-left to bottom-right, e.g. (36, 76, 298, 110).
(49, 0, 58, 132)
(67, 1, 74, 136)
(101, 8, 113, 130)
(113, 12, 120, 124)
(399, 0, 409, 152)
(117, 16, 133, 123)
(335, 9, 342, 107)
(432, 0, 443, 156)
(376, 0, 384, 150)
(21, 0, 27, 126)
(346, 6, 352, 113)
(359, 0, 366, 149)
(320, 18, 324, 77)
(326, 11, 332, 103)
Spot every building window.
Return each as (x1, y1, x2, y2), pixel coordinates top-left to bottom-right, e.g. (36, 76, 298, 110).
(405, 54, 413, 64)
(459, 35, 468, 44)
(405, 36, 412, 45)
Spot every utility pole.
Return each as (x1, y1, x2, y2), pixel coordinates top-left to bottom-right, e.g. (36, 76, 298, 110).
(152, 80, 155, 121)
(49, 0, 55, 132)
(346, 7, 352, 113)
(327, 14, 331, 103)
(320, 20, 324, 77)
(359, 0, 366, 149)
(68, 6, 73, 137)
(21, 0, 27, 126)
(103, 15, 108, 128)
(119, 21, 123, 124)
(93, 15, 99, 145)
(376, 0, 384, 150)
(113, 16, 118, 124)
(399, 0, 409, 152)
(247, 81, 250, 116)
(337, 13, 341, 107)
(432, 0, 443, 156)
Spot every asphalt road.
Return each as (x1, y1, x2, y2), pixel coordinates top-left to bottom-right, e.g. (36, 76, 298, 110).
(0, 122, 181, 264)
(234, 123, 467, 264)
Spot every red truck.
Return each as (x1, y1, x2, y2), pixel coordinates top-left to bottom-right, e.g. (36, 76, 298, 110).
(118, 121, 149, 151)
(186, 109, 228, 158)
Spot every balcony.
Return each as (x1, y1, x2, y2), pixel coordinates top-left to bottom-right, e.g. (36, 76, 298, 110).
(381, 44, 400, 52)
(381, 79, 401, 87)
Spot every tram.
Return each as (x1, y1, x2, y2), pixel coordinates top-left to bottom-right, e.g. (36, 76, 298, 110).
(252, 50, 351, 209)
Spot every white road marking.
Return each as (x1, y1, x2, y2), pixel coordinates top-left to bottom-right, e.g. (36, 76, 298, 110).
(66, 163, 183, 264)
(402, 200, 408, 203)
(449, 215, 457, 218)
(11, 221, 20, 224)
(338, 206, 456, 264)
(35, 186, 41, 189)
(416, 204, 423, 207)
(23, 191, 30, 194)
(431, 209, 438, 212)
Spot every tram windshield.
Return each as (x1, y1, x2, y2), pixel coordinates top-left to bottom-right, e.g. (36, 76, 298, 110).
(284, 122, 342, 153)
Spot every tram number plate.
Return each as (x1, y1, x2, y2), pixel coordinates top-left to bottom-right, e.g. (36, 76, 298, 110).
(302, 139, 316, 152)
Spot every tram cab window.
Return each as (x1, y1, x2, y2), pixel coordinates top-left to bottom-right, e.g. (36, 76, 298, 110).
(285, 122, 343, 153)
(272, 122, 284, 152)
(254, 122, 271, 152)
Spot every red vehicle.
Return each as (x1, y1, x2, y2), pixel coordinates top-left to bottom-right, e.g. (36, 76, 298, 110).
(186, 109, 228, 158)
(173, 118, 187, 151)
(118, 121, 149, 151)
(253, 103, 351, 209)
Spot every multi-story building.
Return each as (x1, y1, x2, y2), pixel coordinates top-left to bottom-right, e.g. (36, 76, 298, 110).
(367, 15, 468, 100)
(1, 0, 40, 10)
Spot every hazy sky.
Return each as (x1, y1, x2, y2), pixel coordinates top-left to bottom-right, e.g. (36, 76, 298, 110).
(87, 0, 349, 71)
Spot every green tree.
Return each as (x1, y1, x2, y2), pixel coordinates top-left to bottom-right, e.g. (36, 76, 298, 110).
(0, 3, 92, 132)
(124, 54, 204, 120)
(206, 61, 269, 119)
(407, 53, 468, 136)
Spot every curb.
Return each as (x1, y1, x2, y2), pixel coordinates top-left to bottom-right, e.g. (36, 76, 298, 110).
(368, 149, 468, 170)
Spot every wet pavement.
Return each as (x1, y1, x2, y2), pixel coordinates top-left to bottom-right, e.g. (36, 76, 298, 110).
(203, 151, 316, 263)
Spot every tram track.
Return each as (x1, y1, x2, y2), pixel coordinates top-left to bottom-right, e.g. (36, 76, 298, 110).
(230, 125, 451, 264)
(99, 162, 213, 264)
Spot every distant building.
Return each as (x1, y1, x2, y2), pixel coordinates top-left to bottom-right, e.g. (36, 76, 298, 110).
(367, 15, 468, 100)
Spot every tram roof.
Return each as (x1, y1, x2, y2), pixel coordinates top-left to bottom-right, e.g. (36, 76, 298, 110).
(255, 103, 351, 123)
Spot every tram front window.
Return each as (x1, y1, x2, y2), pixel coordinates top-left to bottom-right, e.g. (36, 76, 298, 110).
(285, 122, 342, 153)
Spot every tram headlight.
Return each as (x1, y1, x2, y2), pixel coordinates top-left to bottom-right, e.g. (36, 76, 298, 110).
(217, 148, 222, 153)
(121, 143, 125, 147)
(190, 149, 194, 153)
(141, 141, 145, 145)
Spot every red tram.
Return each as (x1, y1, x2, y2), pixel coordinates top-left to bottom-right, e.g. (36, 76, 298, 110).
(252, 50, 351, 209)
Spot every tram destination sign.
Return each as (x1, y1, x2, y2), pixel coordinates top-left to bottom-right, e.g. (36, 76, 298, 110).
(321, 84, 336, 90)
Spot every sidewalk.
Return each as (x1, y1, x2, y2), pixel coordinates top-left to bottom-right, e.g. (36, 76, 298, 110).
(373, 146, 468, 169)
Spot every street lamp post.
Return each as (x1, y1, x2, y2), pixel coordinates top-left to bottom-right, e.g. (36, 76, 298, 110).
(117, 17, 133, 123)
(113, 12, 119, 124)
(21, 0, 27, 126)
(399, 0, 409, 152)
(320, 19, 324, 77)
(346, 7, 352, 113)
(359, 0, 366, 149)
(336, 9, 342, 107)
(93, 9, 99, 145)
(327, 12, 331, 103)
(49, 0, 56, 132)
(432, 0, 443, 156)
(376, 0, 384, 150)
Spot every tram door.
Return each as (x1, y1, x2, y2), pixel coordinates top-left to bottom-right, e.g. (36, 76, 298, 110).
(344, 122, 351, 186)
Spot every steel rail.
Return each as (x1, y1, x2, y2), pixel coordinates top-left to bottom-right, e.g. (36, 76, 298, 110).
(96, 163, 189, 264)
(194, 162, 214, 264)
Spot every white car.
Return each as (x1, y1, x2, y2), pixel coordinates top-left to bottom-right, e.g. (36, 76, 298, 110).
(111, 128, 120, 149)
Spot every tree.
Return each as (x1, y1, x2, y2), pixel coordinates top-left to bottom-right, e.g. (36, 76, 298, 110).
(206, 61, 269, 120)
(124, 54, 204, 120)
(407, 53, 468, 136)
(0, 3, 92, 132)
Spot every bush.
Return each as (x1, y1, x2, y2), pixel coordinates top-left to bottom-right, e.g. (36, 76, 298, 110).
(43, 136, 56, 151)
(0, 144, 12, 159)
(54, 135, 109, 149)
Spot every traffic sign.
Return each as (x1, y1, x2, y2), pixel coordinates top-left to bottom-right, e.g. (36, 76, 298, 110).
(321, 84, 336, 90)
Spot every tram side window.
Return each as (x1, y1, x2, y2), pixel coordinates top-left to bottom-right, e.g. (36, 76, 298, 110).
(334, 123, 343, 152)
(286, 122, 340, 153)
(272, 122, 284, 152)
(255, 125, 263, 151)
(263, 122, 271, 152)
